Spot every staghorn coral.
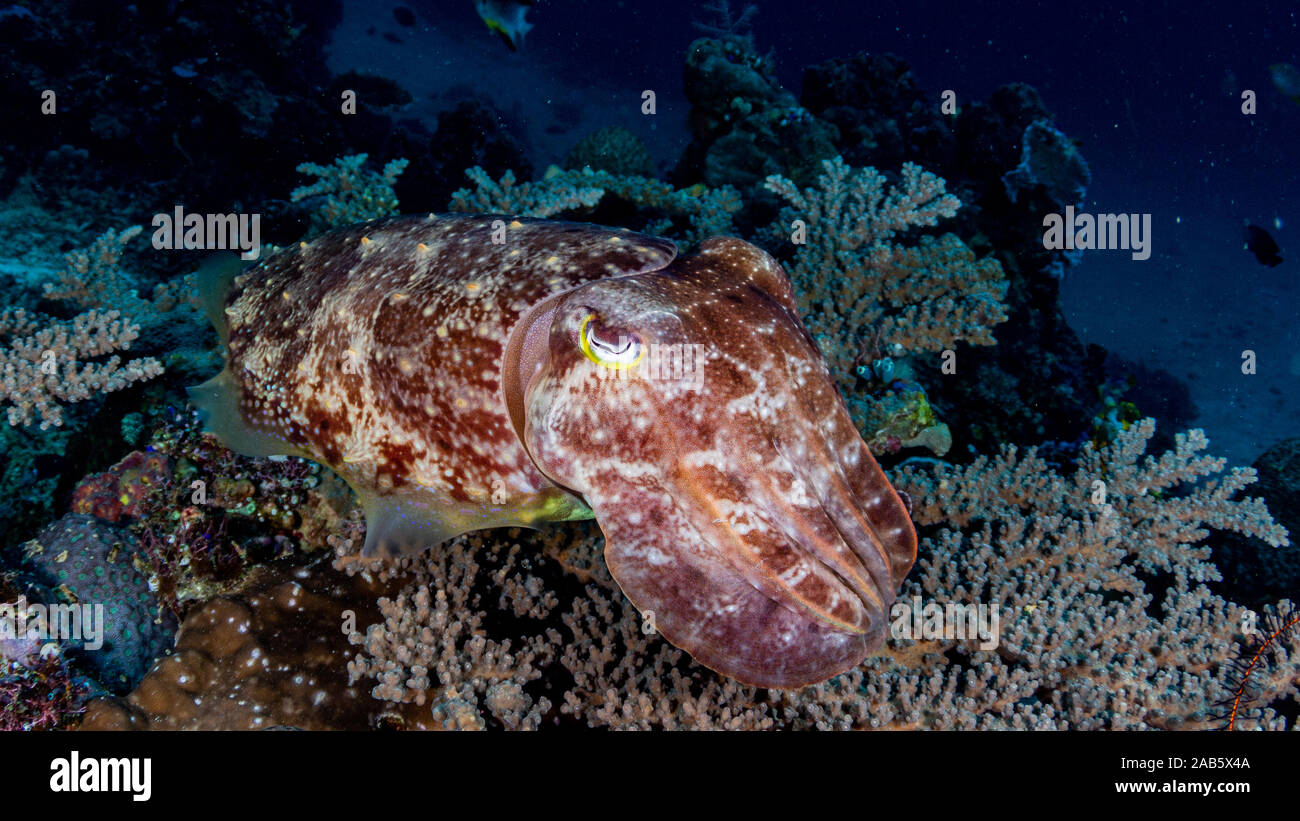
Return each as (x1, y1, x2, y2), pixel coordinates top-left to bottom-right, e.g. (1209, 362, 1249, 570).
(448, 166, 742, 246)
(536, 418, 1295, 729)
(43, 225, 145, 310)
(765, 157, 1008, 375)
(291, 153, 410, 232)
(871, 234, 1009, 354)
(0, 221, 188, 429)
(342, 531, 562, 731)
(0, 307, 163, 429)
(448, 167, 604, 220)
(41, 223, 200, 319)
(870, 418, 1294, 729)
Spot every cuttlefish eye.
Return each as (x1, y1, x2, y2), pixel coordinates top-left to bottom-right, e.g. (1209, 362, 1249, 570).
(578, 313, 643, 369)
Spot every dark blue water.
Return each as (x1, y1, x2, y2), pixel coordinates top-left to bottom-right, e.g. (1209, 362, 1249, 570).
(348, 0, 1298, 463)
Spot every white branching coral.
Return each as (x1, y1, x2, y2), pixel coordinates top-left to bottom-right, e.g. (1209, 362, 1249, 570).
(39, 224, 196, 319)
(449, 166, 742, 246)
(766, 159, 962, 268)
(2, 225, 167, 429)
(865, 418, 1295, 729)
(0, 307, 163, 429)
(44, 225, 144, 309)
(765, 157, 1008, 372)
(335, 417, 1298, 729)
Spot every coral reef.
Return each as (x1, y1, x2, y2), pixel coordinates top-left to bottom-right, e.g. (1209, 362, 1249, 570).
(876, 419, 1293, 729)
(80, 420, 1297, 730)
(1252, 438, 1300, 540)
(566, 126, 656, 178)
(1213, 437, 1300, 607)
(344, 533, 559, 730)
(70, 451, 172, 523)
(0, 0, 1288, 736)
(793, 54, 1108, 453)
(78, 559, 390, 730)
(1, 652, 92, 731)
(18, 514, 176, 693)
(341, 419, 1296, 729)
(0, 0, 347, 216)
(43, 225, 146, 312)
(854, 383, 953, 457)
(449, 166, 741, 246)
(409, 100, 535, 213)
(801, 52, 956, 175)
(449, 167, 604, 219)
(291, 153, 410, 232)
(765, 157, 1006, 371)
(0, 306, 163, 430)
(1002, 120, 1092, 210)
(677, 36, 838, 201)
(106, 407, 353, 616)
(0, 419, 72, 550)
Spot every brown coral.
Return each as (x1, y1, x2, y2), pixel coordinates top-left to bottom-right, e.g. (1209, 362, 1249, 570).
(78, 560, 394, 730)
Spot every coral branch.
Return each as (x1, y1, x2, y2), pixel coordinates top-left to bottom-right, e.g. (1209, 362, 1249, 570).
(0, 308, 163, 429)
(765, 157, 1007, 372)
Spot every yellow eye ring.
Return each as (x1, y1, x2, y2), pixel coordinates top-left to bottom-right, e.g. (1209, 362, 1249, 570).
(578, 313, 643, 370)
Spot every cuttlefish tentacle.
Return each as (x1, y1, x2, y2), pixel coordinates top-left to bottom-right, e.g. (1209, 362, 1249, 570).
(189, 217, 916, 688)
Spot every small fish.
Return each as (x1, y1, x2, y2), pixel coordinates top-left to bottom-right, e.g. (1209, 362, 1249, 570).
(1271, 63, 1300, 104)
(1245, 224, 1283, 267)
(393, 6, 416, 27)
(475, 0, 533, 51)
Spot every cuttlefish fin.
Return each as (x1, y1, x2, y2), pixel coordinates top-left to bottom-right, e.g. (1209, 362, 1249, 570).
(350, 484, 595, 558)
(189, 253, 303, 457)
(192, 251, 246, 348)
(187, 368, 310, 460)
(352, 489, 473, 558)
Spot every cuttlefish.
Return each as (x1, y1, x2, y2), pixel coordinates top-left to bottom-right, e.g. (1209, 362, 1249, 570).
(189, 214, 916, 688)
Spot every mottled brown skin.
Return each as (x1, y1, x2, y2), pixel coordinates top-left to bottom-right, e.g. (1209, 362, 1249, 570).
(191, 214, 915, 688)
(523, 237, 916, 687)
